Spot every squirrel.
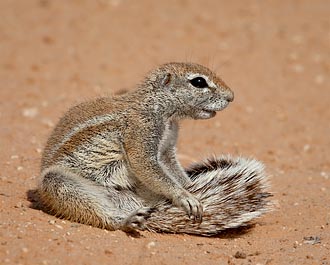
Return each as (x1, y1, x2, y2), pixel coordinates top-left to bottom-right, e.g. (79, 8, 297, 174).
(37, 62, 272, 236)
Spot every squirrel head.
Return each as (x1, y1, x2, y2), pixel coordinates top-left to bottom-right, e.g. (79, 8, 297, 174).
(146, 62, 234, 119)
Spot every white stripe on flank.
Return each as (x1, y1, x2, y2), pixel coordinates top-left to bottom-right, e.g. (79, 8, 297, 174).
(49, 114, 116, 158)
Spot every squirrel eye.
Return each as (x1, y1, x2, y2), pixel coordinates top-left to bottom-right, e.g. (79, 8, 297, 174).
(189, 77, 208, 88)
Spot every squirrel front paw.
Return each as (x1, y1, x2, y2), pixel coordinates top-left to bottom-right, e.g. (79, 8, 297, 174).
(174, 191, 203, 222)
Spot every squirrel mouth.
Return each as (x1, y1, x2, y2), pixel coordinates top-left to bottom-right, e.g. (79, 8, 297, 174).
(194, 101, 230, 119)
(199, 109, 217, 118)
(200, 106, 226, 114)
(201, 108, 216, 113)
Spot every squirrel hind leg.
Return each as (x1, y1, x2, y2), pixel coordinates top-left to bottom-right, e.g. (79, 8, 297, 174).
(38, 166, 146, 231)
(144, 156, 273, 236)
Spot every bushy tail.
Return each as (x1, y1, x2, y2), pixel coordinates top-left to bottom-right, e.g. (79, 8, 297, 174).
(145, 156, 273, 236)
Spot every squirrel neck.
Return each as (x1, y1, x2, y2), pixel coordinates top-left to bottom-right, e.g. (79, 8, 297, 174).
(120, 84, 180, 121)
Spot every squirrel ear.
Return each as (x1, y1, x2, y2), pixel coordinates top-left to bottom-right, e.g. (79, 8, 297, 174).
(160, 73, 171, 87)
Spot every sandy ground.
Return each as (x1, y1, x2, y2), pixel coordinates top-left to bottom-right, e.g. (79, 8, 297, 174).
(0, 0, 329, 264)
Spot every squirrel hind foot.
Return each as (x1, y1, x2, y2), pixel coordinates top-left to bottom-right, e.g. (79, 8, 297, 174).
(122, 207, 153, 230)
(121, 207, 155, 237)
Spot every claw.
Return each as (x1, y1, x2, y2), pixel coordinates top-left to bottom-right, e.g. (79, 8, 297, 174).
(175, 191, 204, 222)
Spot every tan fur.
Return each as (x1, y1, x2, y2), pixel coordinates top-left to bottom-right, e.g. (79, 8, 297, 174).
(37, 62, 272, 235)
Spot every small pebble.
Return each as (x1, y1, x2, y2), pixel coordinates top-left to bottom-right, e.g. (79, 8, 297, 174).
(36, 148, 42, 154)
(303, 236, 321, 245)
(234, 251, 247, 259)
(320, 172, 329, 179)
(22, 247, 29, 253)
(22, 107, 38, 118)
(303, 144, 310, 152)
(147, 241, 156, 249)
(293, 241, 299, 248)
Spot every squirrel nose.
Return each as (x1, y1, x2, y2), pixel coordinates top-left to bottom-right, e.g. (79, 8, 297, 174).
(225, 90, 234, 102)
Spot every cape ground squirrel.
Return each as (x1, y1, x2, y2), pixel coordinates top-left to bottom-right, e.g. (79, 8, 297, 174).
(38, 62, 272, 236)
